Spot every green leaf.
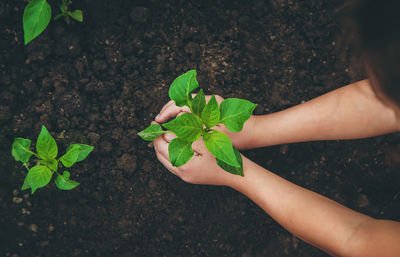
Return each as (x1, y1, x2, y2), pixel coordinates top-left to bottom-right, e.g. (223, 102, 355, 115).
(21, 165, 52, 194)
(64, 144, 94, 163)
(138, 124, 167, 141)
(11, 138, 33, 163)
(36, 125, 58, 160)
(55, 171, 80, 190)
(23, 0, 51, 45)
(76, 144, 93, 162)
(69, 10, 83, 22)
(219, 98, 257, 132)
(201, 95, 220, 128)
(168, 138, 194, 167)
(169, 70, 199, 107)
(216, 147, 243, 176)
(162, 113, 203, 142)
(191, 89, 206, 116)
(39, 158, 58, 171)
(72, 144, 94, 162)
(59, 144, 80, 167)
(203, 131, 240, 167)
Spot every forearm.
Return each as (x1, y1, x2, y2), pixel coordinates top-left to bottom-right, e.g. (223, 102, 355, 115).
(249, 79, 399, 148)
(229, 157, 372, 256)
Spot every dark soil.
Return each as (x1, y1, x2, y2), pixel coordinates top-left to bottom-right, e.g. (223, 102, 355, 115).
(1, 0, 399, 256)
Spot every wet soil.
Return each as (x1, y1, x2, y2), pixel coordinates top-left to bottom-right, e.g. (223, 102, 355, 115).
(1, 0, 399, 256)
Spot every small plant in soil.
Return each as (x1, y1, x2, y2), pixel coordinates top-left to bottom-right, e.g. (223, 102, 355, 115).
(23, 0, 83, 45)
(138, 70, 257, 176)
(11, 125, 93, 194)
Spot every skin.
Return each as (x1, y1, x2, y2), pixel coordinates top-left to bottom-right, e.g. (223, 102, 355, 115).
(153, 79, 400, 257)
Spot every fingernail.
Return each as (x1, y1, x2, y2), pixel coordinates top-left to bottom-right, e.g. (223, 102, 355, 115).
(155, 114, 160, 121)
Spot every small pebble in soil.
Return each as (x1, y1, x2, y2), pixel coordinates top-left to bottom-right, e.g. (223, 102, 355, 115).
(21, 208, 30, 215)
(29, 224, 38, 232)
(12, 197, 23, 204)
(357, 194, 369, 208)
(280, 144, 289, 155)
(70, 216, 77, 226)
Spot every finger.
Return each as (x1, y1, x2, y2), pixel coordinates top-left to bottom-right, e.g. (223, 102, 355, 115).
(156, 150, 180, 176)
(153, 134, 170, 160)
(156, 101, 176, 122)
(155, 103, 190, 123)
(153, 136, 180, 176)
(176, 111, 185, 118)
(203, 94, 224, 104)
(163, 133, 177, 143)
(214, 123, 227, 132)
(156, 105, 181, 123)
(191, 137, 207, 156)
(159, 100, 175, 114)
(161, 100, 190, 114)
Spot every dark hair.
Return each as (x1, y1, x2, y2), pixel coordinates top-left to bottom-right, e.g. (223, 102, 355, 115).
(342, 0, 400, 104)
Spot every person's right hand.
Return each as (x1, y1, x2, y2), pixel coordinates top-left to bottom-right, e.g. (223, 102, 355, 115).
(155, 95, 256, 150)
(153, 132, 243, 186)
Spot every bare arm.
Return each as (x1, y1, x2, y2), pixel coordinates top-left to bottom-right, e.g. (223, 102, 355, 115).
(228, 157, 400, 257)
(155, 79, 400, 150)
(248, 79, 400, 148)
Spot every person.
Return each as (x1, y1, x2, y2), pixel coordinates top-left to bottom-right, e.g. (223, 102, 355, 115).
(152, 0, 400, 256)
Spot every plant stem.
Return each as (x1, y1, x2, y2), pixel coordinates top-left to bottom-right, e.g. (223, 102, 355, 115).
(23, 163, 29, 172)
(54, 169, 62, 177)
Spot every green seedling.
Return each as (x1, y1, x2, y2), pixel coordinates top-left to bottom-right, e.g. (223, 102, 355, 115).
(138, 70, 257, 176)
(23, 0, 83, 45)
(11, 125, 94, 194)
(53, 0, 83, 24)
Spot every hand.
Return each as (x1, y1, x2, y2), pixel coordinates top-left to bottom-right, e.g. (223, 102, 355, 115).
(155, 95, 256, 150)
(153, 132, 240, 186)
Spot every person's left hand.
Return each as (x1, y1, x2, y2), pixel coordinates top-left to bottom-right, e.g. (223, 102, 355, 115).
(153, 132, 240, 186)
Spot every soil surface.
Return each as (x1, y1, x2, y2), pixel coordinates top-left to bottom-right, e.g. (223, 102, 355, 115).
(1, 0, 399, 256)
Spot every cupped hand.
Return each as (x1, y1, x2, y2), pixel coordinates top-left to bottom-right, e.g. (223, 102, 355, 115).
(153, 132, 240, 186)
(155, 95, 256, 150)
